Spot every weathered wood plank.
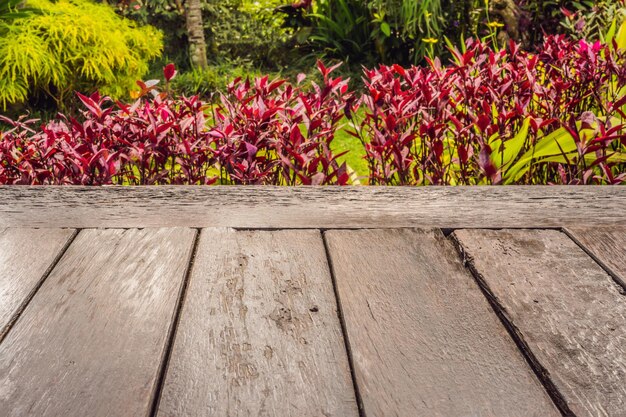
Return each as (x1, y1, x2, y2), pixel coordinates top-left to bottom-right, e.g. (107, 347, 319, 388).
(453, 229, 626, 417)
(324, 228, 559, 417)
(0, 186, 624, 228)
(0, 228, 75, 341)
(157, 229, 358, 417)
(0, 228, 196, 417)
(565, 226, 626, 289)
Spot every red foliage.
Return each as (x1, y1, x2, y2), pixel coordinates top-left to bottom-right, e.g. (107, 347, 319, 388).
(0, 62, 356, 185)
(210, 61, 355, 185)
(0, 93, 216, 185)
(356, 36, 626, 185)
(2, 39, 626, 186)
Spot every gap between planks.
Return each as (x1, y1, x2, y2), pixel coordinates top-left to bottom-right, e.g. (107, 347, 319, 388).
(0, 229, 78, 345)
(447, 226, 626, 417)
(147, 228, 202, 417)
(321, 231, 366, 417)
(562, 228, 626, 293)
(324, 228, 560, 416)
(450, 228, 626, 417)
(447, 232, 574, 417)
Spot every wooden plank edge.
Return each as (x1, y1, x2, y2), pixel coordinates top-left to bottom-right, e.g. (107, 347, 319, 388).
(0, 229, 78, 344)
(448, 231, 574, 417)
(158, 228, 358, 415)
(0, 186, 625, 228)
(147, 228, 200, 417)
(562, 228, 626, 293)
(320, 231, 366, 417)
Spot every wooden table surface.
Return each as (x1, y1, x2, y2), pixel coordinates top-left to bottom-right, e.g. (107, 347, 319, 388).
(0, 186, 625, 417)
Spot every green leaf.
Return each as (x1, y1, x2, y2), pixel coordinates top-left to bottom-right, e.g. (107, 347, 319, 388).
(503, 118, 531, 166)
(504, 126, 578, 183)
(380, 22, 391, 37)
(605, 18, 617, 44)
(490, 117, 531, 173)
(616, 20, 626, 50)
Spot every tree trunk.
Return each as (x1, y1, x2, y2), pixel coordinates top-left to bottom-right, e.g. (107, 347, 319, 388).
(185, 0, 208, 69)
(490, 0, 521, 46)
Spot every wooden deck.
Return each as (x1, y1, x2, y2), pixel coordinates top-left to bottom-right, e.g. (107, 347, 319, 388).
(0, 186, 625, 417)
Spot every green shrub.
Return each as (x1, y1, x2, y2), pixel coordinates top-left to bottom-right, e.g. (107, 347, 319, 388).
(0, 0, 162, 110)
(171, 61, 264, 98)
(306, 0, 446, 65)
(171, 67, 218, 98)
(206, 0, 295, 68)
(307, 0, 374, 63)
(109, 0, 188, 71)
(369, 0, 445, 62)
(113, 0, 295, 70)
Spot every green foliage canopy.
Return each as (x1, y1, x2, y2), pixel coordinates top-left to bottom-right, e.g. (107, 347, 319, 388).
(112, 0, 292, 70)
(206, 0, 293, 68)
(307, 0, 446, 65)
(0, 0, 163, 109)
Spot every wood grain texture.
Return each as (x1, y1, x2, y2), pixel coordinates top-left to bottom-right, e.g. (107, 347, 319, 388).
(0, 186, 624, 228)
(157, 228, 358, 417)
(324, 228, 559, 417)
(0, 228, 196, 417)
(0, 228, 75, 340)
(566, 226, 626, 289)
(453, 229, 626, 417)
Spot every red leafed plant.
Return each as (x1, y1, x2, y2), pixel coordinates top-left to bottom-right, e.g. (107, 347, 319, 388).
(211, 61, 356, 185)
(2, 38, 626, 186)
(0, 71, 217, 185)
(354, 36, 626, 185)
(0, 61, 357, 185)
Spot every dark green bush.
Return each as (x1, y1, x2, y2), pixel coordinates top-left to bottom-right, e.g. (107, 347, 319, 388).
(111, 1, 296, 70)
(171, 61, 263, 98)
(110, 0, 189, 70)
(206, 0, 296, 68)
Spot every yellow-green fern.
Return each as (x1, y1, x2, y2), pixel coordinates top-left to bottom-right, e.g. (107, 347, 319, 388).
(0, 0, 163, 109)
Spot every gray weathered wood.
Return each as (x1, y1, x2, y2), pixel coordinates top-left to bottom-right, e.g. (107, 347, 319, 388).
(324, 228, 559, 417)
(0, 228, 75, 341)
(157, 228, 358, 417)
(0, 228, 196, 417)
(566, 226, 626, 289)
(0, 186, 624, 228)
(453, 229, 626, 417)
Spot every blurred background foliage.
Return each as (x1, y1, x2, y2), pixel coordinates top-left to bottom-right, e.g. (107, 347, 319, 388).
(1, 0, 626, 117)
